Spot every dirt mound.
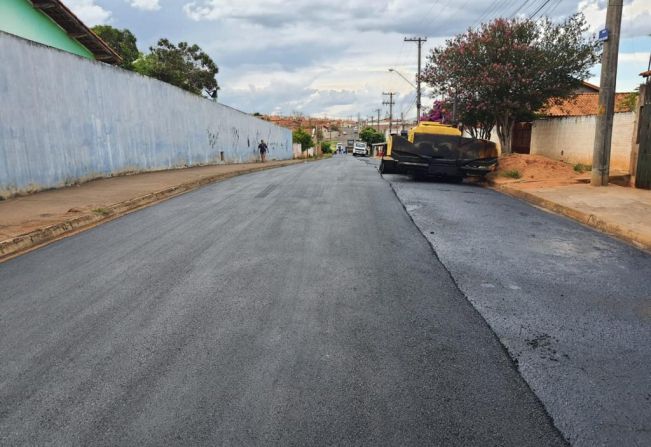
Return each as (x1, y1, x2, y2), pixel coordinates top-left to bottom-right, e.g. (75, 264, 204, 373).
(488, 154, 579, 185)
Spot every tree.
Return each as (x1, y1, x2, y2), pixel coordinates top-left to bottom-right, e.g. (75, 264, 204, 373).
(293, 128, 313, 151)
(455, 95, 496, 140)
(420, 100, 451, 123)
(359, 127, 385, 145)
(422, 14, 599, 154)
(321, 141, 333, 154)
(133, 39, 219, 95)
(91, 25, 139, 69)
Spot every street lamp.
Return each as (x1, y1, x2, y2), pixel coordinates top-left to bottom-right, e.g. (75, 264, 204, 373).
(388, 68, 416, 89)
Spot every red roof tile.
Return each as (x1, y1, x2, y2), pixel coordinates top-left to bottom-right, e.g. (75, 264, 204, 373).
(540, 93, 633, 117)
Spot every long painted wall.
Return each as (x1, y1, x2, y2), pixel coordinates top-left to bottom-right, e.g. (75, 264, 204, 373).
(0, 31, 293, 197)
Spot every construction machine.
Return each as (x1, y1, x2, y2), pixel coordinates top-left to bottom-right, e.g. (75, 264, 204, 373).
(379, 121, 498, 181)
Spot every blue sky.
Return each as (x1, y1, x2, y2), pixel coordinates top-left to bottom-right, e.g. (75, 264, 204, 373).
(68, 0, 650, 119)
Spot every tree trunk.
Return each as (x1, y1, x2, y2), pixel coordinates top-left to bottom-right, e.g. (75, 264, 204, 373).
(496, 113, 514, 155)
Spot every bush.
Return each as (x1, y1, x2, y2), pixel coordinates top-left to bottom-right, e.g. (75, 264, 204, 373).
(502, 169, 522, 179)
(573, 163, 592, 173)
(292, 128, 313, 151)
(321, 141, 332, 154)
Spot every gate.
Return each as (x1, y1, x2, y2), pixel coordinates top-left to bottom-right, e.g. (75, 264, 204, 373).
(635, 83, 651, 189)
(512, 122, 532, 154)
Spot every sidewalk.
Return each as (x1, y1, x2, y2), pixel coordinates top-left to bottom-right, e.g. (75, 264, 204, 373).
(495, 180, 651, 251)
(0, 160, 304, 261)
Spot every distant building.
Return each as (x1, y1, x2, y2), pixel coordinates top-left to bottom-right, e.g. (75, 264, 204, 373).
(0, 0, 120, 64)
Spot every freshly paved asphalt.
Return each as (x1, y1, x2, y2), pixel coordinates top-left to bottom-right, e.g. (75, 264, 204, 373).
(371, 158, 651, 447)
(0, 156, 566, 446)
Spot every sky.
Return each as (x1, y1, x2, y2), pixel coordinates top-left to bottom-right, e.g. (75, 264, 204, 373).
(67, 0, 650, 119)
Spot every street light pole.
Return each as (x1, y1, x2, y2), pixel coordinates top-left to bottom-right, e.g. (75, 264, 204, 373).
(388, 68, 416, 89)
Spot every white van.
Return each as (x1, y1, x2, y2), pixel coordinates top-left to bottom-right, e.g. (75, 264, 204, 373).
(352, 141, 368, 157)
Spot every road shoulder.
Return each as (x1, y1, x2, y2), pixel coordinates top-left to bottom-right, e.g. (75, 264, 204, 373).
(0, 160, 312, 262)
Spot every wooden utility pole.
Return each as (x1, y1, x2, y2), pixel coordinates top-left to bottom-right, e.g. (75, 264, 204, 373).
(405, 37, 427, 123)
(591, 0, 623, 186)
(375, 108, 381, 133)
(383, 92, 396, 134)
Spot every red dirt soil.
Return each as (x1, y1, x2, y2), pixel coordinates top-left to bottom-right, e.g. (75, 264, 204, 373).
(487, 154, 581, 186)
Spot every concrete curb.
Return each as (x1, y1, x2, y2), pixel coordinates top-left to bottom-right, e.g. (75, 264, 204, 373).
(494, 184, 651, 252)
(0, 160, 305, 262)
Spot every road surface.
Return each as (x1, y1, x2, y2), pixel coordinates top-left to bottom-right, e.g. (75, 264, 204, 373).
(370, 157, 651, 447)
(1, 156, 566, 446)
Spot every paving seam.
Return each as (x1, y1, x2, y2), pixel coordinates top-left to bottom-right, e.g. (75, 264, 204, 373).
(378, 168, 570, 446)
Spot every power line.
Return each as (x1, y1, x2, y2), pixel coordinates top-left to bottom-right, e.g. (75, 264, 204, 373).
(510, 0, 533, 18)
(529, 0, 553, 19)
(545, 0, 563, 17)
(472, 0, 502, 28)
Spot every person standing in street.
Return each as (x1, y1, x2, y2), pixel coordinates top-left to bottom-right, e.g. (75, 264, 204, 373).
(258, 140, 268, 162)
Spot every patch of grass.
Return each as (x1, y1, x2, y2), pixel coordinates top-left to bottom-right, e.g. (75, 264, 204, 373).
(573, 163, 592, 173)
(502, 169, 522, 179)
(92, 207, 111, 216)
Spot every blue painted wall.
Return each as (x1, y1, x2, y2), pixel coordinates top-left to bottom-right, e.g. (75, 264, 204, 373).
(0, 32, 293, 197)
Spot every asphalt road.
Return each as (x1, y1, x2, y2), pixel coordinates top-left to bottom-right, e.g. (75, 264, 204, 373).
(371, 158, 651, 447)
(0, 156, 566, 446)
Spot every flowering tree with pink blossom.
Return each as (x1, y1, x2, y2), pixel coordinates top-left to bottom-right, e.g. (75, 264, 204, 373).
(422, 15, 599, 153)
(420, 100, 450, 123)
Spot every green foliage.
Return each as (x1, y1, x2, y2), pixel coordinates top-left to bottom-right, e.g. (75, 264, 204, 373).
(359, 127, 385, 146)
(92, 25, 139, 69)
(502, 169, 522, 179)
(423, 14, 600, 153)
(293, 128, 314, 151)
(133, 39, 219, 95)
(92, 207, 111, 216)
(621, 91, 639, 112)
(573, 163, 592, 173)
(321, 141, 333, 153)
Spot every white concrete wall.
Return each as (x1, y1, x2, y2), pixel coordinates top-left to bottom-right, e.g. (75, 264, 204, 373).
(531, 113, 635, 171)
(462, 129, 502, 153)
(0, 32, 292, 197)
(292, 143, 302, 159)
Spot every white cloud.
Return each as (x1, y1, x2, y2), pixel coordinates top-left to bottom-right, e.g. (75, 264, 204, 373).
(579, 0, 651, 38)
(127, 0, 161, 12)
(619, 52, 650, 63)
(175, 0, 649, 116)
(64, 0, 111, 26)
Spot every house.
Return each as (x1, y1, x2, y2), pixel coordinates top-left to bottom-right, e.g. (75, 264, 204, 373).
(0, 0, 120, 64)
(510, 82, 636, 171)
(523, 83, 636, 171)
(539, 91, 633, 118)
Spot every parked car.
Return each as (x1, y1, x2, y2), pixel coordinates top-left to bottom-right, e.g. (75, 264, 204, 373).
(352, 141, 369, 157)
